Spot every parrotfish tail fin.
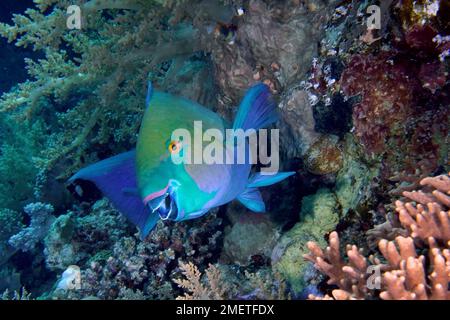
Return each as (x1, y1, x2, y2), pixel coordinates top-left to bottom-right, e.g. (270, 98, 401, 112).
(247, 171, 296, 188)
(233, 83, 278, 131)
(68, 150, 159, 239)
(145, 81, 153, 109)
(237, 187, 265, 212)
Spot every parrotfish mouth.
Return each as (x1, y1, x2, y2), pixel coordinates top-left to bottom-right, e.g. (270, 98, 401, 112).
(145, 180, 181, 221)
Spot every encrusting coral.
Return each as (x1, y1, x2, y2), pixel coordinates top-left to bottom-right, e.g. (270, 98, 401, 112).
(304, 173, 450, 300)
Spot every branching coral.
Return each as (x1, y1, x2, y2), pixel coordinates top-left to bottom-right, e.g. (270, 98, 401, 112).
(173, 262, 290, 300)
(0, 288, 32, 301)
(304, 231, 374, 300)
(173, 262, 227, 300)
(304, 173, 450, 300)
(396, 174, 450, 245)
(378, 236, 449, 300)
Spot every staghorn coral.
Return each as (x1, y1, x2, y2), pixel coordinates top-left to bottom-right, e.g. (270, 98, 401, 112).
(388, 158, 438, 196)
(304, 173, 450, 300)
(304, 231, 374, 300)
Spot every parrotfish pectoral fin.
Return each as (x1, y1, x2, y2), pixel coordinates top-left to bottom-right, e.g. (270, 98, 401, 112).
(145, 81, 153, 109)
(68, 150, 159, 238)
(233, 83, 278, 131)
(237, 188, 265, 212)
(247, 171, 296, 188)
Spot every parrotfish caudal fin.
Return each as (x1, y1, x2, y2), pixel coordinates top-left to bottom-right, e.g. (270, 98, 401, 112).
(233, 83, 279, 131)
(68, 150, 158, 239)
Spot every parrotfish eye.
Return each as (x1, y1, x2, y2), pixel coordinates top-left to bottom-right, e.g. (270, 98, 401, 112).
(168, 140, 182, 154)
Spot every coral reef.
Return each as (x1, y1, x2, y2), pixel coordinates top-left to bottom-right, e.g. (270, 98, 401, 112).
(0, 0, 448, 301)
(305, 173, 450, 300)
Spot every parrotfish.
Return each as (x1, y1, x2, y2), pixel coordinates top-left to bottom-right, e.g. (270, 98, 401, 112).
(69, 83, 294, 239)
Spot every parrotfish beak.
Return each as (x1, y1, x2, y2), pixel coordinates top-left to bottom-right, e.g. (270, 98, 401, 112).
(145, 180, 181, 221)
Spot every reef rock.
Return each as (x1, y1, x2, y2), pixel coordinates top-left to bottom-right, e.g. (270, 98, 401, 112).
(221, 212, 279, 266)
(278, 88, 321, 159)
(44, 213, 77, 271)
(210, 0, 336, 117)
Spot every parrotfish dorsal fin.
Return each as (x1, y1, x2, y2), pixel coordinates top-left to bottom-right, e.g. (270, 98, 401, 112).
(145, 81, 153, 108)
(68, 150, 159, 239)
(233, 83, 279, 131)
